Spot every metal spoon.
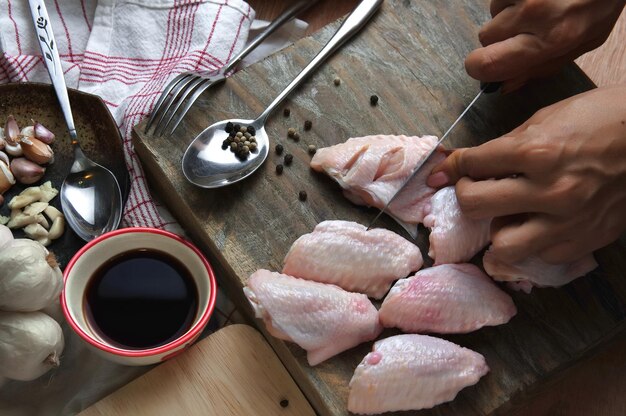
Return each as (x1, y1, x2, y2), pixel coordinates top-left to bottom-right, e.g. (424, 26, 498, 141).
(29, 0, 122, 241)
(182, 0, 383, 188)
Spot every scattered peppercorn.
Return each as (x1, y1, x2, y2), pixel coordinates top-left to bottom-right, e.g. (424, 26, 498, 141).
(283, 108, 291, 117)
(225, 122, 234, 133)
(308, 144, 317, 155)
(304, 120, 312, 130)
(280, 399, 289, 408)
(292, 132, 300, 141)
(299, 191, 307, 201)
(275, 164, 284, 175)
(333, 77, 341, 86)
(275, 144, 284, 155)
(284, 153, 293, 165)
(370, 94, 379, 106)
(287, 128, 296, 138)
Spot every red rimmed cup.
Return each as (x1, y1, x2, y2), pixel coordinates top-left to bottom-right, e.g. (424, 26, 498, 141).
(62, 227, 216, 365)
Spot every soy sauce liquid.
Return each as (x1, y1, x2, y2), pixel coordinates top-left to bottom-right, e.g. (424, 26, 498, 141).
(85, 249, 198, 349)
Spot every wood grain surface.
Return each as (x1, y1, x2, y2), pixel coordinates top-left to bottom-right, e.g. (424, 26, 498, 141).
(249, 0, 626, 88)
(132, 1, 626, 415)
(79, 325, 314, 416)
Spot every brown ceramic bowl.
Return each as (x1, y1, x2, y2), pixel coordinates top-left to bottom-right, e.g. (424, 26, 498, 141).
(0, 82, 129, 266)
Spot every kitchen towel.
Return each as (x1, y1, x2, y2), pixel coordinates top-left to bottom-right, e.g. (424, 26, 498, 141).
(0, 0, 254, 232)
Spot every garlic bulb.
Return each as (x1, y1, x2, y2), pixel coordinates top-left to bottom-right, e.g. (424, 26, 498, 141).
(0, 239, 63, 311)
(0, 310, 64, 381)
(0, 224, 12, 249)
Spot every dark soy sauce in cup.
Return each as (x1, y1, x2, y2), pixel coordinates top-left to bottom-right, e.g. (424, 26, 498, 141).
(85, 249, 198, 349)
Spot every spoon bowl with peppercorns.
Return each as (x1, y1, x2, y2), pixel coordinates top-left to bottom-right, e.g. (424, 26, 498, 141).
(182, 118, 268, 188)
(181, 0, 383, 188)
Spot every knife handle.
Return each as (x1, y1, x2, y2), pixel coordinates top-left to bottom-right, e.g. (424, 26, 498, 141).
(480, 82, 502, 94)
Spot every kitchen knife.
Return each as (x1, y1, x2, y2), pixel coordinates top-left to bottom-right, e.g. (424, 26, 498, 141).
(366, 82, 501, 230)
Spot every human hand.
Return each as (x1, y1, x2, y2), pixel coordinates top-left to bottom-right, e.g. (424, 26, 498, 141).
(466, 0, 625, 92)
(426, 84, 626, 264)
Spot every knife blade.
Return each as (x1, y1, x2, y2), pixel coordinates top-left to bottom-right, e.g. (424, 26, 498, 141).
(366, 82, 501, 230)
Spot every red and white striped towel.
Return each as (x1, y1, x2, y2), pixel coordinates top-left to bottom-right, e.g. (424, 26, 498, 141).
(0, 0, 254, 231)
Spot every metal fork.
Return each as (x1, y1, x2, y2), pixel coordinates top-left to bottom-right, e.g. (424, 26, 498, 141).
(145, 0, 315, 137)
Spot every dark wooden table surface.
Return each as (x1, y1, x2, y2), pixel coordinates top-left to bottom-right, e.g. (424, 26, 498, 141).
(247, 2, 626, 415)
(133, 1, 626, 415)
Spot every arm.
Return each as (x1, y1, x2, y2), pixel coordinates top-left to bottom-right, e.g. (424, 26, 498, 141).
(427, 84, 626, 264)
(466, 0, 625, 92)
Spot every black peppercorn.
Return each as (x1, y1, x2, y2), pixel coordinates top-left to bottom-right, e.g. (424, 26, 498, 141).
(275, 144, 284, 155)
(308, 144, 317, 155)
(299, 191, 307, 201)
(304, 120, 312, 130)
(247, 126, 256, 135)
(225, 122, 234, 133)
(370, 95, 379, 106)
(283, 108, 290, 117)
(233, 124, 241, 132)
(284, 153, 293, 165)
(276, 164, 284, 174)
(292, 132, 300, 141)
(333, 77, 341, 86)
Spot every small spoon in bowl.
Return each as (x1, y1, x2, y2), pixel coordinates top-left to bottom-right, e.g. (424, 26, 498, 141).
(29, 0, 123, 241)
(182, 0, 383, 188)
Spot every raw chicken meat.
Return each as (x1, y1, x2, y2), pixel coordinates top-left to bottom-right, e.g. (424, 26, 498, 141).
(423, 186, 491, 264)
(348, 334, 489, 414)
(483, 247, 598, 293)
(310, 135, 446, 235)
(379, 264, 516, 333)
(283, 220, 423, 299)
(244, 270, 382, 365)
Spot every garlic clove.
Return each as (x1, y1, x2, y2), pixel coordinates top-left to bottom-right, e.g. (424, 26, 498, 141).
(4, 115, 20, 145)
(0, 224, 12, 249)
(38, 181, 58, 203)
(10, 157, 46, 185)
(0, 160, 16, 194)
(24, 223, 48, 241)
(20, 137, 54, 165)
(4, 141, 23, 157)
(32, 120, 55, 144)
(36, 213, 50, 229)
(21, 125, 34, 138)
(7, 211, 38, 229)
(48, 215, 65, 240)
(23, 201, 48, 216)
(44, 205, 63, 221)
(0, 150, 9, 166)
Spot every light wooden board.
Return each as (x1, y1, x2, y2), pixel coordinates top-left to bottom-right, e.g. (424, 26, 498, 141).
(132, 1, 626, 415)
(79, 325, 314, 416)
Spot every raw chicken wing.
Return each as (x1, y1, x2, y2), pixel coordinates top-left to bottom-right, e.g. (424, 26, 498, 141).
(379, 264, 516, 333)
(483, 247, 598, 293)
(283, 220, 423, 299)
(423, 186, 491, 264)
(310, 135, 446, 234)
(348, 334, 489, 414)
(244, 270, 382, 365)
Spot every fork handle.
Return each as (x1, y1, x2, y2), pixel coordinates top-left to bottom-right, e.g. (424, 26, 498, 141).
(223, 0, 317, 73)
(257, 0, 383, 123)
(28, 0, 78, 142)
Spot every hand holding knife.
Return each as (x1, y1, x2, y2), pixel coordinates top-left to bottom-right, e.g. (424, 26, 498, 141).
(366, 82, 501, 230)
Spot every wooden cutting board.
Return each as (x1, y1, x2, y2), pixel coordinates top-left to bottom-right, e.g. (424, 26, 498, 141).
(131, 1, 626, 415)
(79, 325, 314, 416)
